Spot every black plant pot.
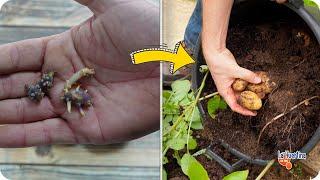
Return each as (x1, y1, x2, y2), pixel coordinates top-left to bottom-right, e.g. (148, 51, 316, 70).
(192, 0, 320, 172)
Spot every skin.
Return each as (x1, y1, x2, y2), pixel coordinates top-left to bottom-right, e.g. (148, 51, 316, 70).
(0, 0, 160, 147)
(202, 0, 286, 116)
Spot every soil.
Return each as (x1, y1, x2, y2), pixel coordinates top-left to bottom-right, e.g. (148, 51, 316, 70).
(195, 8, 319, 180)
(200, 15, 320, 160)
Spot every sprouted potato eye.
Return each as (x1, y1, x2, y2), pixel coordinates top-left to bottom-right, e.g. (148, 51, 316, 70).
(25, 84, 45, 101)
(63, 86, 92, 116)
(62, 68, 95, 116)
(238, 91, 262, 110)
(25, 71, 55, 101)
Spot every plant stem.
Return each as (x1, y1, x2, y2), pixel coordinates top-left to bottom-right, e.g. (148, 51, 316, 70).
(255, 159, 275, 180)
(192, 149, 206, 157)
(163, 104, 193, 136)
(186, 72, 209, 154)
(162, 122, 188, 157)
(186, 106, 196, 154)
(64, 68, 95, 92)
(199, 92, 219, 101)
(163, 72, 209, 156)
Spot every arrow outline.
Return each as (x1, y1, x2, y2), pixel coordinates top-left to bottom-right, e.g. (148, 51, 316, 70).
(130, 41, 195, 74)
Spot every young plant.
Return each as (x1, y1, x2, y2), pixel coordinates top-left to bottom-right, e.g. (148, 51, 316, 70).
(163, 66, 228, 180)
(162, 72, 209, 180)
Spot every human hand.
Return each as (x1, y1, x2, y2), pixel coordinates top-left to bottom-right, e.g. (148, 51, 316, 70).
(203, 48, 261, 116)
(0, 0, 159, 147)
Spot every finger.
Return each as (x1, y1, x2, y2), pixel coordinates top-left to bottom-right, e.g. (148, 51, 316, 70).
(0, 72, 41, 100)
(0, 118, 76, 147)
(222, 88, 257, 116)
(0, 97, 57, 124)
(236, 67, 261, 84)
(0, 37, 50, 75)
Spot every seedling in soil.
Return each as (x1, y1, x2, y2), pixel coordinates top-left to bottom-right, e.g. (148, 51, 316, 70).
(62, 68, 95, 116)
(25, 71, 55, 101)
(162, 66, 229, 180)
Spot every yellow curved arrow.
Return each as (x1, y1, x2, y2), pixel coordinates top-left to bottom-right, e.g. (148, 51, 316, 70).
(130, 41, 195, 74)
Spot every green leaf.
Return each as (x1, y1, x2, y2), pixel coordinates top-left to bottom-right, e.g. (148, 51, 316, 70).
(163, 90, 172, 104)
(220, 99, 228, 109)
(304, 0, 319, 8)
(188, 137, 197, 150)
(173, 150, 182, 165)
(223, 170, 249, 180)
(163, 115, 173, 124)
(181, 154, 209, 180)
(191, 121, 204, 130)
(162, 169, 167, 180)
(163, 102, 180, 115)
(171, 80, 191, 102)
(188, 92, 196, 100)
(207, 95, 228, 119)
(179, 96, 192, 107)
(185, 107, 201, 122)
(167, 138, 186, 150)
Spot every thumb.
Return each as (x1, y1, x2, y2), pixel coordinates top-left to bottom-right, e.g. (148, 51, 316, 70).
(236, 67, 261, 84)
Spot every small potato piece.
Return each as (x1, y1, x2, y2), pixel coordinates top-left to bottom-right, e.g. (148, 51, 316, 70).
(232, 79, 248, 91)
(238, 91, 262, 110)
(246, 71, 276, 96)
(247, 83, 265, 94)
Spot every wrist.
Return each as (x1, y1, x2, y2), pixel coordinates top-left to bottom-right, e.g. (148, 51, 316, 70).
(202, 35, 226, 55)
(202, 40, 227, 62)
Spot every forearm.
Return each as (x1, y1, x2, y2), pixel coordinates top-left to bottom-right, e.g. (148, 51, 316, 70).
(202, 0, 233, 53)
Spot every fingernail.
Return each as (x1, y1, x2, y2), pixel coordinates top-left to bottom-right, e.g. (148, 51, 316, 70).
(254, 77, 261, 84)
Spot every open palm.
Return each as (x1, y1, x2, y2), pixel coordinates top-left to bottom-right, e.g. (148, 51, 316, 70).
(0, 0, 159, 147)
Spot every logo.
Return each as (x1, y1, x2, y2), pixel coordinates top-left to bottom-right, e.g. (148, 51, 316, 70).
(277, 150, 307, 170)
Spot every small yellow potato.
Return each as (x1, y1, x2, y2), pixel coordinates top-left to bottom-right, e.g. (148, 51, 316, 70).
(246, 71, 276, 96)
(238, 91, 262, 110)
(232, 79, 249, 91)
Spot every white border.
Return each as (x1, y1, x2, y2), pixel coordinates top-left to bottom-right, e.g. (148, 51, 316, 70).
(159, 0, 163, 179)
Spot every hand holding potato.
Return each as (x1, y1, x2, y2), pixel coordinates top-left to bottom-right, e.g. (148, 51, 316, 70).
(232, 71, 276, 110)
(203, 48, 262, 116)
